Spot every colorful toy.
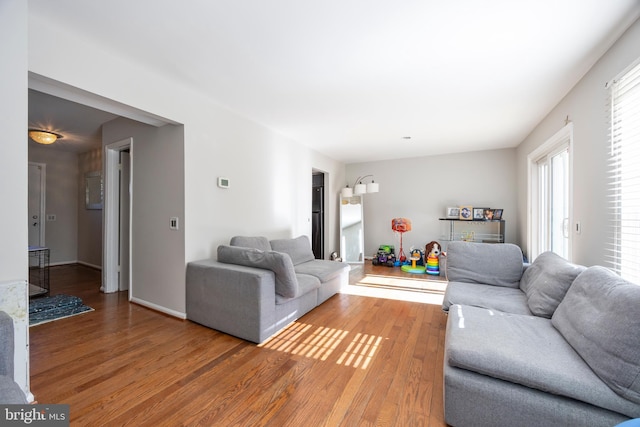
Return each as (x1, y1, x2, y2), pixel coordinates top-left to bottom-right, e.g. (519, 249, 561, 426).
(408, 247, 424, 265)
(401, 248, 426, 274)
(391, 218, 411, 262)
(372, 245, 397, 267)
(425, 241, 442, 276)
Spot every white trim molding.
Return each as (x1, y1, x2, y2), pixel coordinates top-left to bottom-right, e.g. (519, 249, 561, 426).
(103, 138, 133, 293)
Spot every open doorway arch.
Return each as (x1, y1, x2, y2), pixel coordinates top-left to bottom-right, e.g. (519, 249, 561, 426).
(28, 73, 180, 297)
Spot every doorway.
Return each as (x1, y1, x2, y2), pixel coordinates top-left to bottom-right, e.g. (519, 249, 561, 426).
(312, 172, 325, 259)
(103, 138, 132, 294)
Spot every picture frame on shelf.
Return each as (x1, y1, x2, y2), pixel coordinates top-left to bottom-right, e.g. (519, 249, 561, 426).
(483, 208, 494, 220)
(492, 209, 504, 220)
(446, 207, 460, 218)
(459, 206, 473, 220)
(473, 208, 487, 220)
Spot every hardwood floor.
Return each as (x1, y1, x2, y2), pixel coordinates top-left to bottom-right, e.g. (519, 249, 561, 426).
(29, 263, 448, 426)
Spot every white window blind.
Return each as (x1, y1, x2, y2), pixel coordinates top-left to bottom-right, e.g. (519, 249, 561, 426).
(607, 59, 640, 284)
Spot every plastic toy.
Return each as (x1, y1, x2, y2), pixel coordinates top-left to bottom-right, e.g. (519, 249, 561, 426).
(401, 248, 426, 273)
(372, 245, 397, 267)
(425, 241, 442, 276)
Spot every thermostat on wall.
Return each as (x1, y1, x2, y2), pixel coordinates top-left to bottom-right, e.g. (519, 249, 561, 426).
(218, 177, 230, 189)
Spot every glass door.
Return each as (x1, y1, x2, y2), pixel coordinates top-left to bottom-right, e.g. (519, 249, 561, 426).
(536, 145, 570, 259)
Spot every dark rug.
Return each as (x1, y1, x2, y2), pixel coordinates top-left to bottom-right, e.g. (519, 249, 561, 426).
(29, 294, 94, 326)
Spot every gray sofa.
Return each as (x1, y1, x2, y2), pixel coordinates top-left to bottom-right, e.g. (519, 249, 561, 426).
(442, 241, 640, 427)
(186, 235, 350, 344)
(0, 311, 27, 404)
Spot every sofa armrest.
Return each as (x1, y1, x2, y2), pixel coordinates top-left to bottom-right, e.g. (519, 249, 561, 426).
(0, 311, 27, 404)
(186, 260, 277, 343)
(0, 311, 14, 378)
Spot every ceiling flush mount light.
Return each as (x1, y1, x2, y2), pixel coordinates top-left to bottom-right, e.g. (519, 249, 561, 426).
(341, 175, 380, 198)
(29, 129, 63, 145)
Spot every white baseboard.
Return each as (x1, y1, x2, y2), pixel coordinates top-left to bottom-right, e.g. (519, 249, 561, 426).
(49, 260, 76, 267)
(129, 296, 187, 319)
(48, 260, 102, 270)
(77, 261, 102, 270)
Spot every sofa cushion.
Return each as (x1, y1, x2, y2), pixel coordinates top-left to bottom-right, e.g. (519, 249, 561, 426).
(552, 266, 640, 404)
(519, 251, 586, 318)
(293, 259, 348, 282)
(445, 241, 523, 288)
(442, 281, 531, 315)
(447, 304, 640, 418)
(275, 274, 320, 305)
(230, 236, 272, 251)
(270, 235, 315, 266)
(217, 245, 298, 298)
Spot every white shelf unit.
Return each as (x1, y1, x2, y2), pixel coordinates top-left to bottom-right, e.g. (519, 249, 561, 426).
(439, 219, 505, 244)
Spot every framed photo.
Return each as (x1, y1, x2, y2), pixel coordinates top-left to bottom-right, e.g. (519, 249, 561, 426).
(473, 208, 487, 220)
(492, 209, 503, 220)
(446, 207, 460, 218)
(459, 206, 473, 220)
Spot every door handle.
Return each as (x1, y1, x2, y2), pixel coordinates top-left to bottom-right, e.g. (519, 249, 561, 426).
(562, 218, 569, 238)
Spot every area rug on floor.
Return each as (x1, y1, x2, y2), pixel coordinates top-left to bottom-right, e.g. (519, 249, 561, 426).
(29, 294, 94, 326)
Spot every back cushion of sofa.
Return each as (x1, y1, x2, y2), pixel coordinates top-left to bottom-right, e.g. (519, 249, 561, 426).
(229, 236, 272, 251)
(217, 245, 298, 298)
(520, 251, 586, 318)
(445, 241, 523, 288)
(270, 235, 315, 266)
(552, 266, 640, 404)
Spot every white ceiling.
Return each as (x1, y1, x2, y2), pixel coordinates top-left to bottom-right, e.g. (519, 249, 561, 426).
(28, 0, 640, 162)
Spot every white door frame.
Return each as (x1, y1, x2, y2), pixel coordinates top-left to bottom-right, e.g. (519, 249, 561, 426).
(103, 138, 133, 294)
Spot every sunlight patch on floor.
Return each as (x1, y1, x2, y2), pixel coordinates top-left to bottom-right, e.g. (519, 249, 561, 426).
(259, 322, 384, 369)
(260, 322, 349, 362)
(342, 273, 446, 305)
(336, 332, 383, 370)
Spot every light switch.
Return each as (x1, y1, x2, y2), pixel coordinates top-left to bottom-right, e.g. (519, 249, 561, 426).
(170, 217, 179, 230)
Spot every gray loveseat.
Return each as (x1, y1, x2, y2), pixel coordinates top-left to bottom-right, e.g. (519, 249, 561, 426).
(0, 311, 27, 404)
(187, 235, 350, 344)
(442, 241, 640, 426)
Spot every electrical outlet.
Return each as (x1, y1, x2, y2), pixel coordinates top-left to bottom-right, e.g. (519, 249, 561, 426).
(46, 214, 56, 221)
(170, 217, 179, 230)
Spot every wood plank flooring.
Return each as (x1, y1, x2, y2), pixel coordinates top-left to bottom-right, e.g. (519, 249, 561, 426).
(29, 263, 448, 426)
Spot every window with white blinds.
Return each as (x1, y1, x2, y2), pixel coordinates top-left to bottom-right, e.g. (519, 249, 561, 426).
(607, 58, 640, 284)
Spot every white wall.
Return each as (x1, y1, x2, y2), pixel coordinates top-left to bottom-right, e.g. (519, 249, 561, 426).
(346, 148, 518, 258)
(77, 148, 103, 268)
(516, 18, 640, 267)
(29, 146, 79, 265)
(27, 14, 344, 316)
(1, 0, 28, 282)
(0, 0, 30, 401)
(102, 118, 186, 314)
